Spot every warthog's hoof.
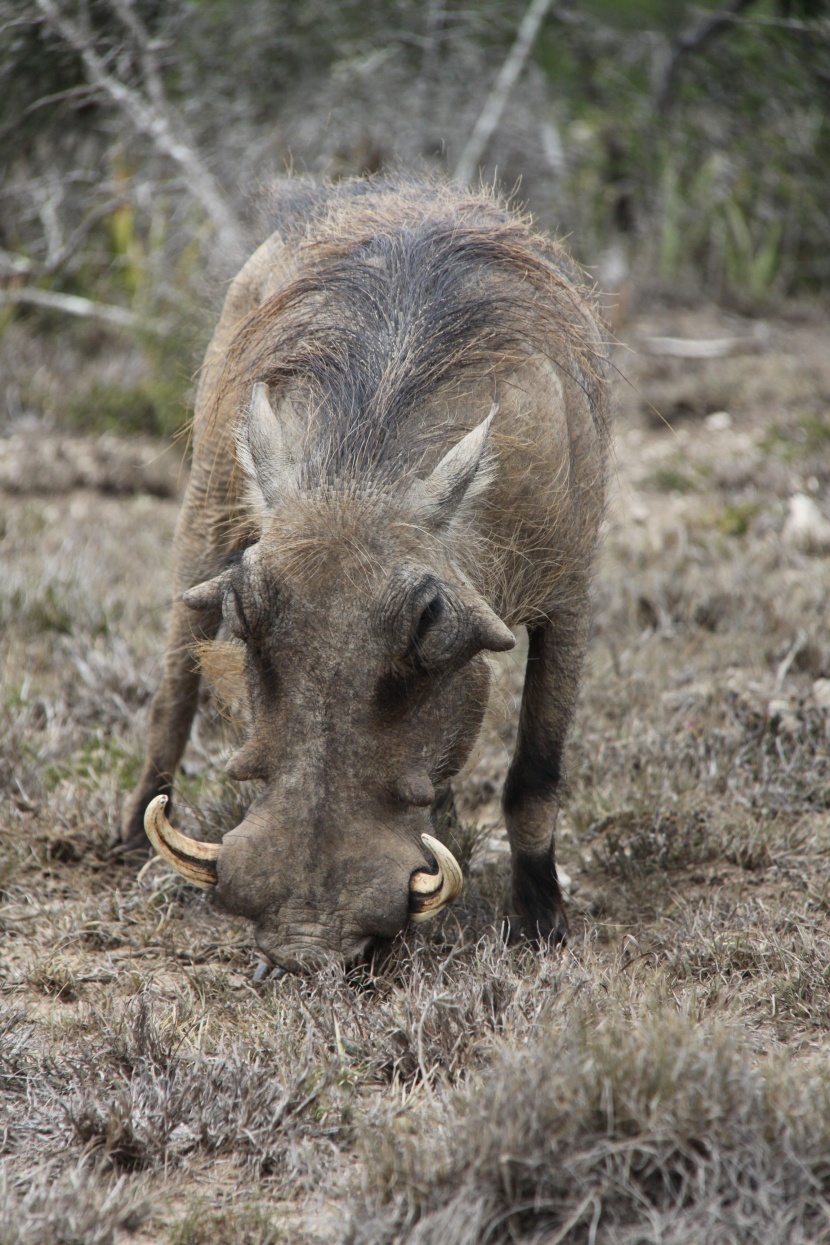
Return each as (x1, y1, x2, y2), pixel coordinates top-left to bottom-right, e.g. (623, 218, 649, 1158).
(503, 912, 569, 949)
(508, 845, 570, 947)
(252, 961, 287, 983)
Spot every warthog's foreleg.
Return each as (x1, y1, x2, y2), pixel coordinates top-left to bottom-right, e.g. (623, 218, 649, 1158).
(121, 230, 288, 852)
(503, 602, 589, 943)
(120, 490, 231, 850)
(120, 600, 220, 851)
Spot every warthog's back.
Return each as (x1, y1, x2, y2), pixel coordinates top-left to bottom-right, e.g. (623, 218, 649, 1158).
(189, 176, 610, 626)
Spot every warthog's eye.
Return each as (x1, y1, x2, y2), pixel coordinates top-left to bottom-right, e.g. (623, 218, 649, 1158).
(407, 590, 470, 672)
(222, 585, 251, 642)
(375, 568, 510, 718)
(377, 592, 463, 717)
(408, 593, 444, 663)
(221, 565, 281, 646)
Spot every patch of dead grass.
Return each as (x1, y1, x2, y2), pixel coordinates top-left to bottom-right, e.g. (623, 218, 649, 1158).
(353, 997, 830, 1244)
(4, 305, 830, 1240)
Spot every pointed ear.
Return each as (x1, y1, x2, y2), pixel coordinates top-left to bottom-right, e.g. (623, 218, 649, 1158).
(182, 569, 250, 638)
(181, 568, 247, 639)
(235, 383, 288, 511)
(411, 404, 498, 530)
(469, 597, 515, 653)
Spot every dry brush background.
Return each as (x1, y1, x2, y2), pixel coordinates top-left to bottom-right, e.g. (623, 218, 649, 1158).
(3, 3, 830, 1243)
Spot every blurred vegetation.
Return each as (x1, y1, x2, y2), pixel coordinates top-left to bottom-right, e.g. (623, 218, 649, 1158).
(1, 0, 829, 435)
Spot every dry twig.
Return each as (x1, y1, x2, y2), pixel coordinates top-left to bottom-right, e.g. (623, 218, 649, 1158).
(454, 0, 553, 186)
(34, 0, 243, 259)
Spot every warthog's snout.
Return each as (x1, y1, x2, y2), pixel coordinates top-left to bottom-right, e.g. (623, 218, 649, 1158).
(144, 795, 462, 970)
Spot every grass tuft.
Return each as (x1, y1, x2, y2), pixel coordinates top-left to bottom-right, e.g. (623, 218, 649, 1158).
(168, 1201, 283, 1245)
(4, 305, 830, 1240)
(0, 1161, 149, 1245)
(354, 1002, 830, 1244)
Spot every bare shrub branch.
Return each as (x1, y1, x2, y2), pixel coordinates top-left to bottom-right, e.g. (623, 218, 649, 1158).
(33, 0, 243, 259)
(656, 0, 760, 113)
(454, 0, 553, 186)
(0, 286, 154, 331)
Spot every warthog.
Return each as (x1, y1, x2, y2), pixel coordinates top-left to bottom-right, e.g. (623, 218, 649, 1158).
(122, 176, 610, 971)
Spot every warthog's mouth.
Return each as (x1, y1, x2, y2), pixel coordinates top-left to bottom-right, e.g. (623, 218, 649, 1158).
(143, 795, 464, 959)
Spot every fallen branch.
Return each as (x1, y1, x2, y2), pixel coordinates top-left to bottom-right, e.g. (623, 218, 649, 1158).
(642, 330, 768, 359)
(0, 286, 163, 332)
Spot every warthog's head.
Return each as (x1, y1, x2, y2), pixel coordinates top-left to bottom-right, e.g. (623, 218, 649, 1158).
(146, 385, 514, 971)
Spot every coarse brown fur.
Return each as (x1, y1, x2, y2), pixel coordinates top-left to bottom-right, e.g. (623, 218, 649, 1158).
(121, 175, 612, 968)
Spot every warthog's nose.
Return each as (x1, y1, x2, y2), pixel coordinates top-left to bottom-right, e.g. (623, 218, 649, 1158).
(214, 803, 463, 971)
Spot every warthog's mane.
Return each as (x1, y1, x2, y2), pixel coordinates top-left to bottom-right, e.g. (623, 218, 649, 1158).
(217, 177, 609, 493)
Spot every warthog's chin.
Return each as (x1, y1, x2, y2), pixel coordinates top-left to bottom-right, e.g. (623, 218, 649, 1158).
(255, 932, 377, 976)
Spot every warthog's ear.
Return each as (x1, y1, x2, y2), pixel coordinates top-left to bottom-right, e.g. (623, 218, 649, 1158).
(235, 383, 288, 511)
(410, 404, 498, 530)
(467, 595, 516, 654)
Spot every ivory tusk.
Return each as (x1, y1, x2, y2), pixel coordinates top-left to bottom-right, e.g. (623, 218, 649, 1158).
(408, 832, 464, 922)
(143, 795, 220, 890)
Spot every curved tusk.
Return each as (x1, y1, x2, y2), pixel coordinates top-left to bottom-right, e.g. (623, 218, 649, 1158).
(143, 795, 220, 890)
(408, 832, 464, 923)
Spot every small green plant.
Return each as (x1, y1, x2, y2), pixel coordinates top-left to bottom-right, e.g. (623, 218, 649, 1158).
(9, 583, 73, 635)
(758, 414, 830, 462)
(108, 198, 144, 300)
(801, 413, 830, 452)
(658, 159, 683, 280)
(722, 199, 783, 300)
(168, 1202, 281, 1245)
(650, 466, 696, 494)
(44, 736, 144, 793)
(716, 502, 760, 537)
(65, 378, 188, 438)
(759, 421, 795, 459)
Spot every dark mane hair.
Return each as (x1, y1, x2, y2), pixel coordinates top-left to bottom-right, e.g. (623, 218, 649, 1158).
(224, 178, 608, 488)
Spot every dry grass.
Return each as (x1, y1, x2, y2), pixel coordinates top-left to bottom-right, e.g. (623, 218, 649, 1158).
(3, 302, 830, 1241)
(354, 993, 830, 1244)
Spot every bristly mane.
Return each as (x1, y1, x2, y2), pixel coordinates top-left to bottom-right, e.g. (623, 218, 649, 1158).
(223, 178, 608, 491)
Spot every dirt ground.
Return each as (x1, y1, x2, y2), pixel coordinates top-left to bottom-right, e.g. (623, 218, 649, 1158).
(3, 297, 830, 1243)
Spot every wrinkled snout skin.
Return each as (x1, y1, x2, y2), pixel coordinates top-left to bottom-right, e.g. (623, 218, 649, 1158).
(217, 807, 431, 970)
(122, 175, 611, 967)
(211, 543, 494, 968)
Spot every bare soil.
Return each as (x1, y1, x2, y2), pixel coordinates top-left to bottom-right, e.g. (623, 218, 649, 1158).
(3, 299, 830, 1243)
